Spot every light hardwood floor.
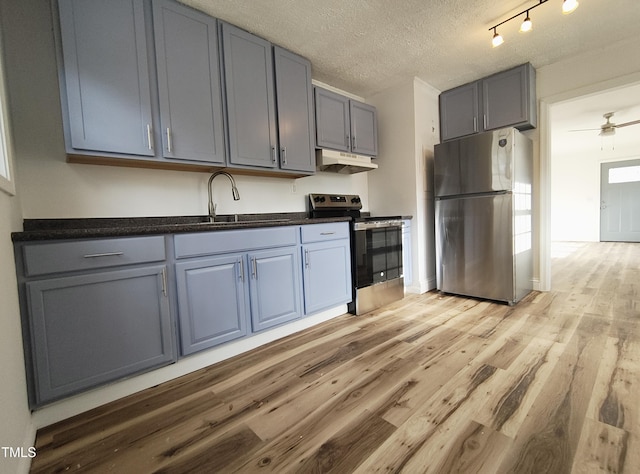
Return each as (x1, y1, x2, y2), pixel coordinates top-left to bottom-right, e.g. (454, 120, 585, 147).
(31, 242, 639, 473)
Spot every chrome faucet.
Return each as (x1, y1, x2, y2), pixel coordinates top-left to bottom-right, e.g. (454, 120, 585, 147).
(207, 171, 240, 222)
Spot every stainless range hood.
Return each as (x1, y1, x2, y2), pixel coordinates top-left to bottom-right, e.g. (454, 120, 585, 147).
(316, 149, 378, 174)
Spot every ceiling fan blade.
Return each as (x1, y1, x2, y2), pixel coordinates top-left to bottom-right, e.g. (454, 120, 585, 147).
(615, 119, 640, 128)
(568, 128, 601, 132)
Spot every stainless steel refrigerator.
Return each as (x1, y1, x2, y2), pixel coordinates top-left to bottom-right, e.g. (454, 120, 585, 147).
(434, 128, 533, 304)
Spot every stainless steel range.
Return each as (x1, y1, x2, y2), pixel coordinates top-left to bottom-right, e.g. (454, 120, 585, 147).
(309, 194, 404, 315)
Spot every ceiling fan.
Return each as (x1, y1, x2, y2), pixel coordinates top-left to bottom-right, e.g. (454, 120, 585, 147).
(570, 112, 640, 136)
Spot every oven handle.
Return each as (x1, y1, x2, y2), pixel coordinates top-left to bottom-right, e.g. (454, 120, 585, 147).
(353, 220, 403, 231)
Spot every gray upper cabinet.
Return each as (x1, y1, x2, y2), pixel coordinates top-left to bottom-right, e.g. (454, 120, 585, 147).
(314, 87, 378, 156)
(439, 63, 537, 142)
(152, 0, 225, 164)
(273, 46, 315, 173)
(58, 0, 155, 156)
(439, 82, 480, 142)
(314, 87, 351, 152)
(482, 63, 537, 132)
(221, 23, 278, 169)
(350, 101, 378, 156)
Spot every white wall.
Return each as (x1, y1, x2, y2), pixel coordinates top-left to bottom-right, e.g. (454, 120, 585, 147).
(0, 2, 36, 472)
(534, 35, 640, 288)
(367, 77, 439, 293)
(0, 195, 33, 474)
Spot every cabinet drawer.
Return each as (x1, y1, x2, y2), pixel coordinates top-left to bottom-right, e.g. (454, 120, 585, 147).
(23, 236, 166, 276)
(301, 222, 350, 243)
(174, 226, 298, 259)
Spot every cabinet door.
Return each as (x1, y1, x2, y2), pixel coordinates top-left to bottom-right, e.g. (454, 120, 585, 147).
(175, 254, 248, 355)
(482, 63, 536, 131)
(273, 47, 315, 173)
(58, 0, 155, 156)
(439, 82, 480, 141)
(152, 0, 225, 164)
(222, 23, 277, 169)
(26, 265, 174, 406)
(248, 247, 301, 332)
(302, 239, 352, 315)
(350, 100, 378, 156)
(314, 87, 351, 152)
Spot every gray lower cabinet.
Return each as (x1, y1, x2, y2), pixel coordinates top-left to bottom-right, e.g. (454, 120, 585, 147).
(175, 254, 248, 356)
(58, 0, 155, 156)
(248, 247, 302, 331)
(173, 226, 302, 355)
(301, 223, 352, 315)
(152, 0, 225, 164)
(221, 23, 278, 169)
(314, 87, 378, 156)
(17, 236, 175, 408)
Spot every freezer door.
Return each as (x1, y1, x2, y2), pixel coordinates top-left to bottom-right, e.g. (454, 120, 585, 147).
(459, 129, 514, 194)
(434, 140, 461, 198)
(436, 193, 514, 302)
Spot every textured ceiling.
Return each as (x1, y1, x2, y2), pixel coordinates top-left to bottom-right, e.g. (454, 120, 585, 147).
(180, 0, 640, 97)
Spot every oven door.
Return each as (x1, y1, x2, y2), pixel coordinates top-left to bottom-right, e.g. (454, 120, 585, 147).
(353, 220, 403, 289)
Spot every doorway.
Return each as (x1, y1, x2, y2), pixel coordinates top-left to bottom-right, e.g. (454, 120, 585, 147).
(600, 159, 640, 242)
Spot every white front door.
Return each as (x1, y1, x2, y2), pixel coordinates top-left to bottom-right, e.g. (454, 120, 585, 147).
(600, 159, 640, 242)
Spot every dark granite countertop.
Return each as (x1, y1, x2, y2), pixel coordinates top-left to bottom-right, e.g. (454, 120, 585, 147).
(12, 213, 351, 242)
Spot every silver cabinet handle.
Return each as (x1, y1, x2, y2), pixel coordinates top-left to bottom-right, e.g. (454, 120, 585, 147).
(320, 231, 336, 235)
(473, 117, 478, 132)
(346, 134, 350, 147)
(352, 135, 357, 150)
(238, 259, 245, 282)
(251, 257, 257, 279)
(83, 251, 124, 258)
(161, 267, 168, 297)
(304, 249, 310, 268)
(281, 146, 287, 165)
(483, 114, 487, 130)
(146, 124, 153, 150)
(166, 127, 172, 153)
(271, 146, 277, 163)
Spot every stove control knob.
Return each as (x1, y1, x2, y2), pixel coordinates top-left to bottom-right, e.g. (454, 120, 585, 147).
(351, 197, 361, 203)
(313, 196, 324, 203)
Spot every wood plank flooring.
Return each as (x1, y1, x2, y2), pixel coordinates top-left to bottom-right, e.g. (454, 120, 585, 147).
(30, 242, 640, 473)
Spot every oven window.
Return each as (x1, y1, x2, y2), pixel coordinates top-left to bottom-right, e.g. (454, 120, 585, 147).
(354, 226, 402, 288)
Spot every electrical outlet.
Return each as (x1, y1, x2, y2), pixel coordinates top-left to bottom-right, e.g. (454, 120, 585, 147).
(290, 182, 297, 194)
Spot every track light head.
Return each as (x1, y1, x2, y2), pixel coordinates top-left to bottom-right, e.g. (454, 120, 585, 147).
(492, 28, 504, 47)
(520, 12, 533, 32)
(562, 0, 579, 14)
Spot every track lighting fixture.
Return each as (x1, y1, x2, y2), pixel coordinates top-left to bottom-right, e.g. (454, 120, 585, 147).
(489, 0, 578, 47)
